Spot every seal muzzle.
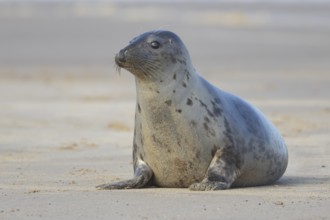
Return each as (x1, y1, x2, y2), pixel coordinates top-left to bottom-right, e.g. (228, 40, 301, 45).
(115, 49, 127, 67)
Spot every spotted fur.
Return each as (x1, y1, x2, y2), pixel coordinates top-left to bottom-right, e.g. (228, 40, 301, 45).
(97, 30, 288, 191)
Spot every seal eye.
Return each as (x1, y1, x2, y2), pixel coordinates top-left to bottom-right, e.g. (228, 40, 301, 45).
(150, 41, 160, 49)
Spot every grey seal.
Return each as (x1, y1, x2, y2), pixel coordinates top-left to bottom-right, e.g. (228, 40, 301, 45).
(97, 30, 288, 190)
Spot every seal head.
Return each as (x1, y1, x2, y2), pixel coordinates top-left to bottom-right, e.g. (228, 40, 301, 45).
(115, 30, 192, 81)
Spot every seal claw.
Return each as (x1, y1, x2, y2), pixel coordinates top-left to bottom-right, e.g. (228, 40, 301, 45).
(189, 181, 230, 191)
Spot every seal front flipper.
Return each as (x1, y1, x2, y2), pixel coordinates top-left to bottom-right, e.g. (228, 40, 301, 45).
(189, 148, 241, 191)
(96, 160, 152, 190)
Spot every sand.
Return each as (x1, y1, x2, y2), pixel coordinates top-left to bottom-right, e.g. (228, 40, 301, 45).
(0, 2, 330, 220)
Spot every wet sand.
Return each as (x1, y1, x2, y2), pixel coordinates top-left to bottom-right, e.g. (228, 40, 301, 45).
(0, 2, 330, 220)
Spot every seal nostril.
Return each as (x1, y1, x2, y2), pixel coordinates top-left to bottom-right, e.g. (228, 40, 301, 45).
(116, 49, 127, 63)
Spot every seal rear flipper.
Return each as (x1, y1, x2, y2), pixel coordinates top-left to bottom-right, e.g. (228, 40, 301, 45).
(96, 160, 152, 190)
(189, 148, 241, 191)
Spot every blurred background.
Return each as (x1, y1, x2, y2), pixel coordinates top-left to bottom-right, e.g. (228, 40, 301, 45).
(1, 3, 330, 218)
(0, 0, 330, 146)
(1, 0, 330, 136)
(1, 0, 330, 76)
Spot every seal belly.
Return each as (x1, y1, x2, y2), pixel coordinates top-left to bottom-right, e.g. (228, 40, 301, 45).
(149, 157, 205, 187)
(141, 130, 212, 187)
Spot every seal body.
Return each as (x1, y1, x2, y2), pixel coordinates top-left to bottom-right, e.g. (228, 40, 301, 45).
(97, 30, 288, 190)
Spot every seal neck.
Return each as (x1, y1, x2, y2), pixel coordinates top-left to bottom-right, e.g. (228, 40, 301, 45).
(135, 64, 198, 108)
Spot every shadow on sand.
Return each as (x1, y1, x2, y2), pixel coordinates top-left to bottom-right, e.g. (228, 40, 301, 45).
(276, 175, 330, 186)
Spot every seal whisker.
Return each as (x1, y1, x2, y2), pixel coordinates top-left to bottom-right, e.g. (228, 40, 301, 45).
(143, 61, 162, 79)
(115, 63, 122, 75)
(132, 59, 159, 80)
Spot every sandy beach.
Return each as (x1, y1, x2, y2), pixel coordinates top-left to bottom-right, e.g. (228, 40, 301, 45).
(1, 2, 330, 219)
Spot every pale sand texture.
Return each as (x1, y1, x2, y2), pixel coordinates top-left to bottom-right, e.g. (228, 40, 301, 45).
(1, 2, 330, 220)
